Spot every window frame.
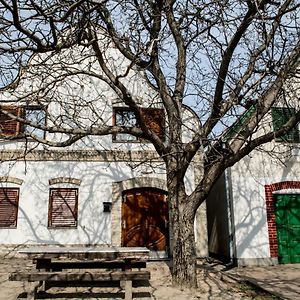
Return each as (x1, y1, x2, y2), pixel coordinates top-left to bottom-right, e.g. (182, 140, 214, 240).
(48, 188, 79, 229)
(112, 107, 165, 142)
(112, 107, 139, 142)
(0, 187, 19, 229)
(0, 104, 47, 139)
(23, 105, 47, 139)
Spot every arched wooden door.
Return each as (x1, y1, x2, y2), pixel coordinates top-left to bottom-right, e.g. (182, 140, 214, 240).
(121, 188, 169, 253)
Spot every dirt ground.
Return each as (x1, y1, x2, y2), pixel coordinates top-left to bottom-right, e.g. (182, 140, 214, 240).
(0, 257, 278, 300)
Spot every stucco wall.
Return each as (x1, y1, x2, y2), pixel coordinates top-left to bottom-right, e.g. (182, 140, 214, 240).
(230, 144, 300, 264)
(0, 159, 167, 245)
(0, 154, 204, 251)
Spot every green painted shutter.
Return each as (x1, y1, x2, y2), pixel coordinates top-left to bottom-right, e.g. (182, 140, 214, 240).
(275, 194, 300, 264)
(224, 104, 257, 140)
(271, 107, 299, 143)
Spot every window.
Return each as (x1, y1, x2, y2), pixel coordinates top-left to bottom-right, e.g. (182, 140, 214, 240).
(113, 107, 138, 141)
(0, 105, 46, 138)
(271, 107, 299, 143)
(113, 107, 164, 142)
(48, 188, 78, 228)
(0, 188, 19, 228)
(24, 106, 46, 139)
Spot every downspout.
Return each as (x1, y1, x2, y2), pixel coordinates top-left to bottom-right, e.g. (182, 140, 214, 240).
(224, 168, 237, 266)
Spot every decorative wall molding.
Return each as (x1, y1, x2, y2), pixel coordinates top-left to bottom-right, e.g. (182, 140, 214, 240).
(0, 150, 161, 162)
(49, 177, 81, 186)
(0, 176, 23, 185)
(114, 177, 167, 193)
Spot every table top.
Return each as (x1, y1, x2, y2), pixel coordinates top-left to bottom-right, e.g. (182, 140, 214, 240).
(18, 246, 150, 260)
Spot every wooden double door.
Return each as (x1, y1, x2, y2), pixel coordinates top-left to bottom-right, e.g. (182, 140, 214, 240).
(121, 188, 169, 252)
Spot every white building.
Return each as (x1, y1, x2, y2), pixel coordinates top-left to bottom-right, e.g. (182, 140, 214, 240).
(207, 102, 300, 266)
(0, 41, 208, 258)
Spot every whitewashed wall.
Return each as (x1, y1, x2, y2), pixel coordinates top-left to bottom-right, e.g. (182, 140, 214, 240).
(0, 159, 173, 245)
(230, 143, 300, 264)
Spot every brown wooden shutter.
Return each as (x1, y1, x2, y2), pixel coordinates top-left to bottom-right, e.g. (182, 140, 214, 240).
(140, 108, 165, 139)
(48, 188, 78, 228)
(0, 106, 24, 136)
(0, 188, 19, 228)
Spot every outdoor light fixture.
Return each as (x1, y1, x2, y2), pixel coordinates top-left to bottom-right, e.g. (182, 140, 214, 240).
(103, 202, 112, 213)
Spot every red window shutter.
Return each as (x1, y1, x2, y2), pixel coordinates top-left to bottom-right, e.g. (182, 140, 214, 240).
(0, 188, 19, 228)
(0, 106, 24, 136)
(49, 188, 78, 228)
(140, 108, 165, 139)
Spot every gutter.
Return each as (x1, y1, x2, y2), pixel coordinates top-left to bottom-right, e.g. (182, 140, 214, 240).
(224, 168, 237, 266)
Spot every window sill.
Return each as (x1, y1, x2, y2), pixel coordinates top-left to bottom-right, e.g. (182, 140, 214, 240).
(48, 226, 78, 229)
(0, 226, 17, 229)
(0, 136, 46, 141)
(274, 140, 300, 145)
(112, 137, 154, 144)
(112, 139, 141, 143)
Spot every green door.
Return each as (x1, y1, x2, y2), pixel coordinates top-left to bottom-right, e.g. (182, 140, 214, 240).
(274, 194, 300, 264)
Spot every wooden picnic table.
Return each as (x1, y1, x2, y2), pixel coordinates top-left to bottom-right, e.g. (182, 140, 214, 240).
(10, 246, 151, 300)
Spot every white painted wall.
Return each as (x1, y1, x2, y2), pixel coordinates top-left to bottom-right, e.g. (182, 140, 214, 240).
(0, 43, 199, 152)
(230, 143, 300, 261)
(0, 160, 172, 245)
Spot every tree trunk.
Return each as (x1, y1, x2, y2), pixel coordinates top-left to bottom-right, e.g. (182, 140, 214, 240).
(168, 177, 197, 288)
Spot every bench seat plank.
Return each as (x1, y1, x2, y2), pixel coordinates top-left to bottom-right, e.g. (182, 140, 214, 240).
(9, 270, 150, 282)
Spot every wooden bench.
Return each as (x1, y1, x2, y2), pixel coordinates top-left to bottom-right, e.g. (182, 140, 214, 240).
(9, 270, 151, 300)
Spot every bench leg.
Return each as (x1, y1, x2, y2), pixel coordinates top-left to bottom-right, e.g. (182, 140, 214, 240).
(124, 280, 132, 300)
(26, 281, 40, 300)
(38, 280, 50, 292)
(43, 281, 52, 291)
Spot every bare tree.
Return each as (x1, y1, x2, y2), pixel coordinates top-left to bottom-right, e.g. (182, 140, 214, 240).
(0, 0, 299, 287)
